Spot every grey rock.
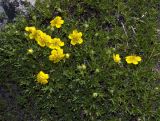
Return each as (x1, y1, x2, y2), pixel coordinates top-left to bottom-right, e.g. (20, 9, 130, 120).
(0, 0, 36, 29)
(0, 0, 8, 29)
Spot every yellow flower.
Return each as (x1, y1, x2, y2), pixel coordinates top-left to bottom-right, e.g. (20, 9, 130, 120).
(47, 38, 64, 49)
(35, 30, 47, 47)
(27, 48, 33, 54)
(29, 33, 37, 40)
(25, 27, 30, 31)
(125, 55, 142, 65)
(25, 26, 36, 33)
(29, 30, 37, 39)
(50, 16, 64, 28)
(68, 30, 83, 45)
(25, 26, 37, 39)
(113, 54, 121, 63)
(36, 71, 49, 84)
(49, 48, 65, 63)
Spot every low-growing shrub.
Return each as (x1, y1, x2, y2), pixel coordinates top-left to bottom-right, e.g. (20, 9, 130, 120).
(0, 0, 160, 120)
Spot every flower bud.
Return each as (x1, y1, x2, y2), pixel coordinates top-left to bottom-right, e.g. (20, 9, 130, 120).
(90, 50, 95, 55)
(32, 16, 36, 21)
(95, 33, 99, 36)
(46, 4, 50, 8)
(27, 48, 33, 54)
(81, 64, 86, 70)
(65, 53, 70, 59)
(155, 87, 159, 90)
(57, 8, 62, 12)
(77, 65, 82, 70)
(92, 92, 98, 98)
(95, 68, 100, 73)
(84, 23, 89, 28)
(50, 27, 54, 31)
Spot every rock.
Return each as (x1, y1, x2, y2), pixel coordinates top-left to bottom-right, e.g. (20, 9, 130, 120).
(0, 0, 36, 29)
(0, 0, 8, 29)
(22, 0, 36, 6)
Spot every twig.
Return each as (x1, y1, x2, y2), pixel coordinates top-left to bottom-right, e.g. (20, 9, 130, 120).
(121, 22, 128, 37)
(131, 26, 136, 35)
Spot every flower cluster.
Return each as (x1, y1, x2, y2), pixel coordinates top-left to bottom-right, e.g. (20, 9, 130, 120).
(50, 16, 84, 46)
(25, 16, 84, 84)
(25, 27, 64, 49)
(25, 27, 67, 63)
(113, 54, 142, 65)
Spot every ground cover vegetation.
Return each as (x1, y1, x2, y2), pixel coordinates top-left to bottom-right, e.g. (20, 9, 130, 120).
(0, 0, 160, 120)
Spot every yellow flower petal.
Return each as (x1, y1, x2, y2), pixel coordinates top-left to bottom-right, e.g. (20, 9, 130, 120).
(73, 30, 78, 34)
(133, 61, 138, 65)
(136, 56, 142, 61)
(49, 54, 54, 61)
(78, 38, 83, 44)
(68, 34, 73, 39)
(78, 32, 82, 37)
(56, 24, 61, 28)
(40, 79, 48, 84)
(25, 27, 29, 31)
(71, 40, 76, 45)
(60, 20, 64, 24)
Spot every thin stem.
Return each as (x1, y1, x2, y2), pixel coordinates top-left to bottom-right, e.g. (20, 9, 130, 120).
(121, 22, 128, 37)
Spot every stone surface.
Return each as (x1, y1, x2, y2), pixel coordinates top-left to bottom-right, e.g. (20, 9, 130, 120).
(0, 0, 36, 29)
(0, 0, 8, 28)
(23, 0, 36, 6)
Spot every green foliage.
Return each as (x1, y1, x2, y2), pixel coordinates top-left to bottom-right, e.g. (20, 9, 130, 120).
(0, 0, 160, 121)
